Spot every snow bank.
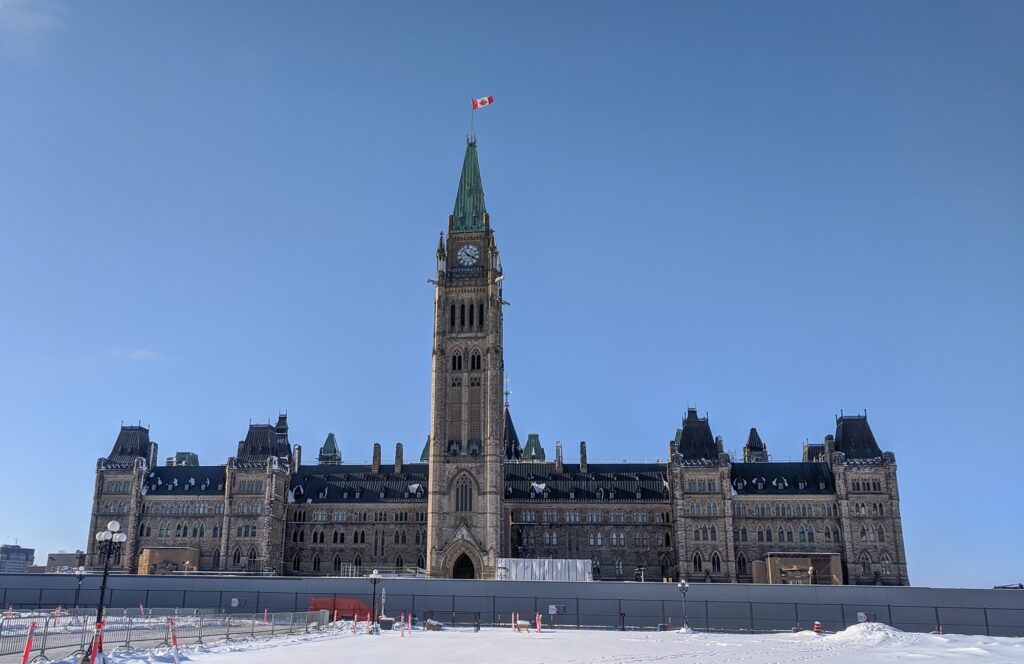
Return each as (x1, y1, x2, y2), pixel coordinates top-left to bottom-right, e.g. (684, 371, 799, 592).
(825, 621, 908, 645)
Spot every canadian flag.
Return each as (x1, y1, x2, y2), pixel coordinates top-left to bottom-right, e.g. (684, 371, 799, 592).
(471, 95, 494, 110)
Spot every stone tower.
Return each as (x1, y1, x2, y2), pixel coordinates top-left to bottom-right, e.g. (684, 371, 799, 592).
(425, 138, 506, 578)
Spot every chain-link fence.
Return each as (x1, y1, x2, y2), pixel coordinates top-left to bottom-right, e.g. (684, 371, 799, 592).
(0, 610, 331, 662)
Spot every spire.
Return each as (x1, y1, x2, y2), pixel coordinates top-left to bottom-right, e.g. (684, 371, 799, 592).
(318, 432, 341, 465)
(452, 139, 487, 233)
(420, 435, 430, 462)
(523, 433, 546, 461)
(503, 406, 522, 460)
(743, 427, 768, 463)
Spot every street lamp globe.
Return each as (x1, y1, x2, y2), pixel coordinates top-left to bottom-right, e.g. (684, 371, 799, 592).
(107, 520, 121, 533)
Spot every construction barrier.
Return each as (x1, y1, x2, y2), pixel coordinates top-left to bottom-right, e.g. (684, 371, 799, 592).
(0, 610, 331, 661)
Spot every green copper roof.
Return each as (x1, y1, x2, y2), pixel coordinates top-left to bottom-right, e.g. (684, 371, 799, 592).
(420, 435, 430, 462)
(319, 432, 341, 463)
(174, 451, 199, 466)
(523, 433, 546, 461)
(452, 139, 487, 233)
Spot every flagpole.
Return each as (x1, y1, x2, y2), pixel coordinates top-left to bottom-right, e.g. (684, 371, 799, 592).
(469, 99, 474, 140)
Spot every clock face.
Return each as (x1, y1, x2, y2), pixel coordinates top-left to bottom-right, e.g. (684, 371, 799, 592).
(457, 244, 480, 266)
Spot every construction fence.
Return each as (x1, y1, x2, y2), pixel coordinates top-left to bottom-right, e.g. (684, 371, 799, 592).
(1, 574, 1021, 638)
(0, 610, 331, 662)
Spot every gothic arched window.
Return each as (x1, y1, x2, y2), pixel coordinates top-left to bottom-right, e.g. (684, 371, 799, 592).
(692, 552, 703, 573)
(711, 552, 721, 573)
(859, 552, 871, 575)
(333, 554, 342, 573)
(232, 548, 241, 567)
(455, 477, 473, 512)
(212, 549, 220, 569)
(880, 553, 892, 575)
(452, 352, 463, 371)
(737, 552, 748, 575)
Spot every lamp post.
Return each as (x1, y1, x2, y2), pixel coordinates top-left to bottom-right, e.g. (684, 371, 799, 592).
(73, 566, 86, 610)
(677, 580, 690, 632)
(368, 569, 382, 631)
(92, 520, 127, 653)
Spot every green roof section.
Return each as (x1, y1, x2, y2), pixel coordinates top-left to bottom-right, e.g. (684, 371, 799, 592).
(420, 435, 430, 462)
(318, 432, 341, 464)
(523, 433, 546, 461)
(452, 138, 487, 233)
(174, 451, 199, 466)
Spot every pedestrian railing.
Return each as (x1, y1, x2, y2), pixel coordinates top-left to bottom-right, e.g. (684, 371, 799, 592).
(0, 610, 331, 661)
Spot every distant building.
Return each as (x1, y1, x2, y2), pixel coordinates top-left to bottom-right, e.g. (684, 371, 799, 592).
(45, 550, 86, 573)
(0, 545, 35, 573)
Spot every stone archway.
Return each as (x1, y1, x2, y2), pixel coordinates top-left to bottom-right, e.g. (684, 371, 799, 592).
(452, 553, 476, 579)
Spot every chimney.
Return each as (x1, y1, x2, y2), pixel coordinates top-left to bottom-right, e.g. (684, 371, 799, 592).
(579, 441, 588, 475)
(292, 444, 302, 470)
(372, 443, 382, 474)
(395, 442, 404, 474)
(555, 442, 563, 474)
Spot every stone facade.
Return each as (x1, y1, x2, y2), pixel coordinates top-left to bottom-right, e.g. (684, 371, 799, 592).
(86, 139, 909, 586)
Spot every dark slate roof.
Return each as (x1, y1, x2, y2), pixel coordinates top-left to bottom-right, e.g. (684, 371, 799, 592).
(674, 408, 717, 460)
(504, 462, 669, 502)
(745, 428, 765, 450)
(503, 407, 522, 460)
(106, 426, 154, 466)
(804, 443, 826, 462)
(236, 422, 291, 463)
(834, 415, 882, 459)
(452, 139, 487, 233)
(730, 462, 835, 495)
(143, 465, 226, 496)
(290, 464, 429, 504)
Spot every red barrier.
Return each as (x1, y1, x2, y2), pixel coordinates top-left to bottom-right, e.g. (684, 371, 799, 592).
(19, 621, 37, 664)
(89, 621, 105, 664)
(169, 618, 181, 664)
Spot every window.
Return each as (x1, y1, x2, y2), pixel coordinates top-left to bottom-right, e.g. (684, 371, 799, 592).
(692, 552, 703, 573)
(450, 304, 456, 328)
(452, 353, 463, 371)
(711, 552, 721, 573)
(232, 549, 241, 567)
(212, 549, 220, 569)
(740, 527, 748, 542)
(292, 554, 300, 572)
(786, 526, 793, 543)
(757, 527, 764, 542)
(333, 554, 342, 573)
(455, 477, 473, 512)
(737, 553, 748, 575)
(615, 559, 624, 576)
(880, 554, 893, 575)
(470, 351, 481, 371)
(312, 555, 321, 573)
(859, 553, 871, 575)
(799, 527, 807, 543)
(710, 525, 717, 541)
(877, 526, 885, 542)
(396, 555, 404, 568)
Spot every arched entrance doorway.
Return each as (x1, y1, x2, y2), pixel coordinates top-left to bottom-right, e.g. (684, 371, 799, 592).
(452, 553, 476, 579)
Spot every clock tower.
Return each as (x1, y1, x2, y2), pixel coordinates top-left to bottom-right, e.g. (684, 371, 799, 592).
(425, 138, 506, 578)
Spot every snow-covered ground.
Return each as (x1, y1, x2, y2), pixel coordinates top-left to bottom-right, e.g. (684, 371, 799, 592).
(46, 622, 1024, 664)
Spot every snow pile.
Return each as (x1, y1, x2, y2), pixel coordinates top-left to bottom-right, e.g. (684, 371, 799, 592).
(826, 621, 909, 645)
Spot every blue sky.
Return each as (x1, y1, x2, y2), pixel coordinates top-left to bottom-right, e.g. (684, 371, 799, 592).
(1, 1, 1021, 588)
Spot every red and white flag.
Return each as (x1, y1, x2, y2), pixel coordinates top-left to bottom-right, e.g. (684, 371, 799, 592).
(472, 95, 494, 110)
